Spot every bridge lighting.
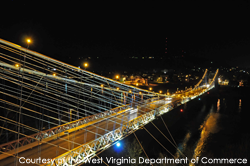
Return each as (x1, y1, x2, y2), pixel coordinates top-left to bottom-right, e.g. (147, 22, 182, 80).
(114, 141, 123, 153)
(116, 141, 121, 147)
(53, 73, 56, 76)
(159, 90, 162, 94)
(26, 38, 31, 44)
(15, 64, 19, 67)
(149, 87, 152, 91)
(116, 75, 119, 79)
(84, 62, 88, 69)
(136, 83, 139, 86)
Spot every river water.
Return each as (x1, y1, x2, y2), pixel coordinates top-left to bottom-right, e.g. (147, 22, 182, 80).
(84, 87, 249, 166)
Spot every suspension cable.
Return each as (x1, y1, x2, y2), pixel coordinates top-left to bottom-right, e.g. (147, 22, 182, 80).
(133, 132, 153, 166)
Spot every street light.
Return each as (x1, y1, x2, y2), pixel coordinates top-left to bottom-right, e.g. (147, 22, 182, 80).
(149, 87, 152, 91)
(116, 75, 119, 80)
(27, 39, 31, 44)
(26, 38, 31, 49)
(84, 63, 88, 70)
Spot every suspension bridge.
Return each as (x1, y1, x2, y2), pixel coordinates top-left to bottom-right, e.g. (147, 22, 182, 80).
(0, 38, 218, 166)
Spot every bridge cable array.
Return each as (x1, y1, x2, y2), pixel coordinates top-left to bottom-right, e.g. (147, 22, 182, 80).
(0, 38, 218, 165)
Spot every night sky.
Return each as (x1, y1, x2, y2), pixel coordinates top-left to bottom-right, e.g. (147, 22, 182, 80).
(1, 1, 250, 68)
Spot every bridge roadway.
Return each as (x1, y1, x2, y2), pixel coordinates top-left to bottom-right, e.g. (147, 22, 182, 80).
(0, 87, 208, 166)
(0, 98, 169, 166)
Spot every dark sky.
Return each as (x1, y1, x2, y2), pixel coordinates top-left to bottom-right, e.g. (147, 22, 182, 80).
(1, 0, 250, 68)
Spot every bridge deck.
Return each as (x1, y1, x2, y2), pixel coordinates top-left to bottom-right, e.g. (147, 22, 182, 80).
(0, 99, 166, 166)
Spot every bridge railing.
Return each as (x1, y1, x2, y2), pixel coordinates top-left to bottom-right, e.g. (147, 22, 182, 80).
(43, 100, 159, 166)
(0, 96, 159, 153)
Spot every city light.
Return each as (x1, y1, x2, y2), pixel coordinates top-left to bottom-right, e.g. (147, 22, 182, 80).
(53, 73, 56, 76)
(15, 64, 19, 67)
(149, 87, 152, 91)
(116, 87, 119, 90)
(116, 75, 119, 79)
(180, 109, 183, 112)
(159, 90, 162, 93)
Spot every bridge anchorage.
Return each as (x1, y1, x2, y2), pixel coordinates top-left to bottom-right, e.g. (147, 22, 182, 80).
(0, 38, 218, 165)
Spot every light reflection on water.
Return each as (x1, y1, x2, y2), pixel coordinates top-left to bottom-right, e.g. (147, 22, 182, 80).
(185, 97, 243, 166)
(175, 131, 191, 159)
(239, 99, 241, 113)
(189, 112, 221, 166)
(217, 99, 220, 112)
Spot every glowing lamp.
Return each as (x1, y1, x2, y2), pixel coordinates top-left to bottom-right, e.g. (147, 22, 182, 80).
(27, 39, 31, 44)
(116, 142, 121, 147)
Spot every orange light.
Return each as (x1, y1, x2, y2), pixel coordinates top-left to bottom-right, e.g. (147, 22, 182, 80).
(180, 109, 183, 112)
(136, 83, 139, 86)
(100, 84, 104, 87)
(159, 90, 162, 93)
(116, 75, 119, 79)
(27, 39, 31, 44)
(116, 87, 119, 90)
(53, 73, 56, 76)
(84, 63, 88, 67)
(149, 87, 152, 91)
(129, 90, 132, 93)
(139, 92, 142, 94)
(15, 64, 19, 67)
